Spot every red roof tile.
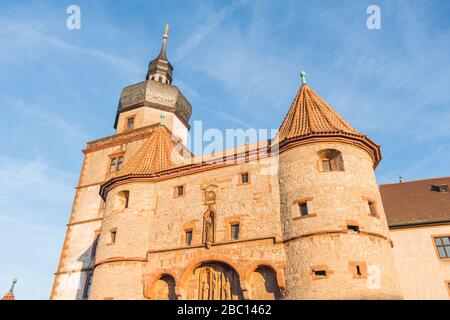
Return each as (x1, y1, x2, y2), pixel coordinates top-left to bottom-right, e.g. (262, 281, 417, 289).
(379, 177, 450, 227)
(279, 84, 358, 140)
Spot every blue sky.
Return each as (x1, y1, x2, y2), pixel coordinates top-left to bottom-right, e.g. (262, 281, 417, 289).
(0, 0, 449, 299)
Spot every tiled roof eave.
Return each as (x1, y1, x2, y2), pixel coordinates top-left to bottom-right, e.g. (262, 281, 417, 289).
(99, 144, 274, 200)
(279, 131, 382, 167)
(388, 218, 450, 229)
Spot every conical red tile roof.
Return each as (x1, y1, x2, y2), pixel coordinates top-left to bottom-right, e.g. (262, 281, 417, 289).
(278, 82, 381, 167)
(279, 84, 358, 140)
(116, 125, 186, 178)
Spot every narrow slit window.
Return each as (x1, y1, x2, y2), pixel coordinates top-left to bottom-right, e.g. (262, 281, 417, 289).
(356, 265, 362, 276)
(110, 230, 117, 244)
(368, 201, 378, 217)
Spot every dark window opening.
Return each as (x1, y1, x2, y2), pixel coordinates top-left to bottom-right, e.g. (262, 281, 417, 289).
(240, 172, 249, 184)
(356, 265, 362, 276)
(110, 230, 117, 244)
(177, 185, 184, 197)
(347, 225, 360, 233)
(231, 224, 239, 240)
(185, 230, 193, 246)
(314, 270, 327, 277)
(126, 117, 135, 130)
(299, 202, 309, 216)
(432, 185, 449, 193)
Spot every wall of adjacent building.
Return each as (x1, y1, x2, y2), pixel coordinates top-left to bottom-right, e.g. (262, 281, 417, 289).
(390, 224, 450, 300)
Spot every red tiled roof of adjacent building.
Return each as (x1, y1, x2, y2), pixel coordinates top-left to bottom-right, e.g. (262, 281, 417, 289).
(379, 176, 450, 227)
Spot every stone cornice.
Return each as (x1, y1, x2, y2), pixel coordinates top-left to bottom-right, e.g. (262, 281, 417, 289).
(83, 123, 160, 154)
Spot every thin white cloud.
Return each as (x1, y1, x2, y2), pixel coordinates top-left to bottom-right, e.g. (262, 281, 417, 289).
(2, 96, 88, 141)
(0, 19, 140, 81)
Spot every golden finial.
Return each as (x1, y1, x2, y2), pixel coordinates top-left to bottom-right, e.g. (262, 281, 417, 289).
(163, 24, 169, 40)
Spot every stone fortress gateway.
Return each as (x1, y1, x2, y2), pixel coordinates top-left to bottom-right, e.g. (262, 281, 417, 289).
(50, 25, 403, 300)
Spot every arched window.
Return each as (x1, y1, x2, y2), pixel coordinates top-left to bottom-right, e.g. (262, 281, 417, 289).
(113, 190, 129, 211)
(317, 149, 344, 172)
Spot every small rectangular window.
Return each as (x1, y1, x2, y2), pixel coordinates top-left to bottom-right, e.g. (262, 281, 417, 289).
(177, 185, 184, 197)
(347, 225, 360, 233)
(127, 117, 135, 130)
(185, 230, 193, 246)
(314, 270, 327, 277)
(109, 156, 124, 173)
(434, 236, 450, 259)
(83, 271, 93, 299)
(240, 172, 249, 184)
(431, 185, 449, 192)
(299, 202, 309, 216)
(109, 158, 117, 173)
(231, 224, 239, 240)
(110, 230, 117, 244)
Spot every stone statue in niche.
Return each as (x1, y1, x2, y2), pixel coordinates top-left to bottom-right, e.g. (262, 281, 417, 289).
(203, 209, 215, 248)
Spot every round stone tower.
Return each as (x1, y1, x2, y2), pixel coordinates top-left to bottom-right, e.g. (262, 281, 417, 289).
(277, 75, 402, 299)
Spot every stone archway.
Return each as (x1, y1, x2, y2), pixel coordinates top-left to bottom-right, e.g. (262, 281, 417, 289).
(250, 266, 282, 300)
(186, 262, 243, 300)
(152, 275, 177, 300)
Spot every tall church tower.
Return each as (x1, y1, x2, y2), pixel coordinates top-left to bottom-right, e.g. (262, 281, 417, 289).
(50, 25, 192, 300)
(113, 24, 191, 144)
(277, 73, 402, 299)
